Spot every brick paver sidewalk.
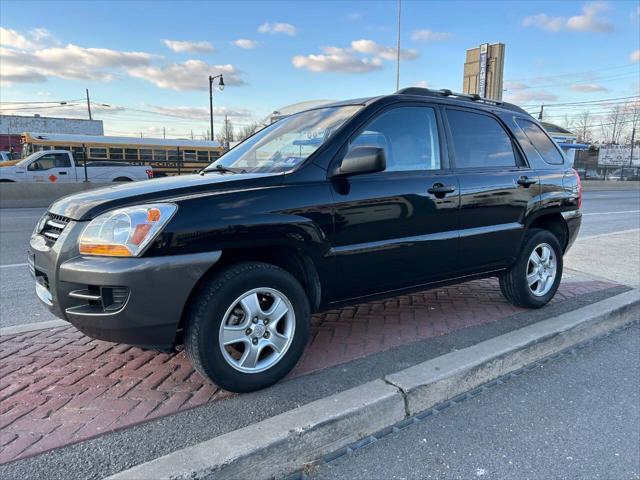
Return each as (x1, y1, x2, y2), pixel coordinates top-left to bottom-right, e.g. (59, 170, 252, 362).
(0, 276, 617, 464)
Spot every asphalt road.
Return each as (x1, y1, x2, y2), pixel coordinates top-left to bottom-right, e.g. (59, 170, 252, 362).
(311, 322, 640, 480)
(0, 189, 638, 328)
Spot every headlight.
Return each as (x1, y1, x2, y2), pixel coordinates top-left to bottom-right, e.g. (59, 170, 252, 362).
(79, 203, 177, 257)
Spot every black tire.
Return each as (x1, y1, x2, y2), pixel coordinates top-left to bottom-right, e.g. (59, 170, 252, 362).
(113, 177, 133, 182)
(499, 228, 563, 309)
(184, 261, 310, 393)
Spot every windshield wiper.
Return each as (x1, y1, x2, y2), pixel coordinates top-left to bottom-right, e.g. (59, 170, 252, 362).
(201, 164, 246, 175)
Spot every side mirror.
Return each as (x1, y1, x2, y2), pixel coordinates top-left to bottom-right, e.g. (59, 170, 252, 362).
(332, 146, 386, 178)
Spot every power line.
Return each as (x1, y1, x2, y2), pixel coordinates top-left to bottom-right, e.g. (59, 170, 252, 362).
(505, 73, 638, 92)
(521, 95, 640, 108)
(506, 64, 637, 83)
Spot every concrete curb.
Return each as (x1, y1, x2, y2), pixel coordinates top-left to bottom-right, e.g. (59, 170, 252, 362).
(107, 289, 639, 480)
(0, 319, 68, 337)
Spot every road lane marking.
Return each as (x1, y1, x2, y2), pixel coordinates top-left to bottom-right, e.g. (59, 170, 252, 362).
(0, 263, 28, 269)
(582, 210, 640, 216)
(579, 228, 640, 240)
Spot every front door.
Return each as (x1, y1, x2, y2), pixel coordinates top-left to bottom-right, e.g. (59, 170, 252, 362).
(27, 152, 75, 183)
(328, 105, 460, 300)
(444, 107, 539, 272)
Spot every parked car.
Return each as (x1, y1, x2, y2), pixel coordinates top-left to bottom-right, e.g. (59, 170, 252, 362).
(28, 88, 582, 392)
(0, 150, 153, 183)
(0, 151, 20, 162)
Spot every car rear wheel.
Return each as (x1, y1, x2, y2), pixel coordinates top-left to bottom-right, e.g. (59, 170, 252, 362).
(184, 261, 310, 393)
(499, 228, 563, 309)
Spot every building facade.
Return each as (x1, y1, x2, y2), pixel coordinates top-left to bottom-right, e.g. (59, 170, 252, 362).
(0, 115, 104, 155)
(463, 43, 505, 101)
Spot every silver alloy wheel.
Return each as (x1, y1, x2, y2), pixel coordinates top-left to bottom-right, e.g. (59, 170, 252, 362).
(526, 243, 557, 297)
(218, 287, 295, 374)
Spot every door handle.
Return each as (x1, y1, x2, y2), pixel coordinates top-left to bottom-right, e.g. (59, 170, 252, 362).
(517, 176, 536, 187)
(58, 171, 67, 175)
(427, 183, 456, 198)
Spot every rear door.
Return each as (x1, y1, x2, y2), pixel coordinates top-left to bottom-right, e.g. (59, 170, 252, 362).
(26, 152, 76, 183)
(444, 107, 539, 272)
(329, 104, 460, 300)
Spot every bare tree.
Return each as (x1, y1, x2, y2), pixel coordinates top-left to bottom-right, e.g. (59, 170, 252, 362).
(602, 104, 628, 145)
(574, 111, 593, 144)
(237, 122, 262, 141)
(623, 100, 640, 145)
(216, 116, 235, 149)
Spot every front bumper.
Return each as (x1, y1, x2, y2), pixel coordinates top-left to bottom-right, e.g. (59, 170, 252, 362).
(28, 219, 221, 350)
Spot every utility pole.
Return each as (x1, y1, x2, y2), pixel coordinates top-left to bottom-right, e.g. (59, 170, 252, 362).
(395, 0, 401, 91)
(86, 89, 92, 120)
(163, 127, 166, 139)
(538, 104, 544, 120)
(630, 126, 636, 168)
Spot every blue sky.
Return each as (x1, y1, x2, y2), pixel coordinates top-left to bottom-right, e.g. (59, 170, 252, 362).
(1, 0, 638, 138)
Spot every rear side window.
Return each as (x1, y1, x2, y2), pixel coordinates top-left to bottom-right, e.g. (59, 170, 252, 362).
(447, 109, 516, 168)
(516, 119, 564, 165)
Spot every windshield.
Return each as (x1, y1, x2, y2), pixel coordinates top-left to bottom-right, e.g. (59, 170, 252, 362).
(15, 152, 43, 167)
(206, 105, 361, 173)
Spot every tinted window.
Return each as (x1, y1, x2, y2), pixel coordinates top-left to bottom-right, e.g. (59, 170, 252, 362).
(89, 147, 107, 159)
(350, 106, 441, 171)
(125, 148, 139, 161)
(447, 110, 516, 168)
(516, 119, 564, 165)
(140, 149, 152, 161)
(109, 148, 124, 160)
(28, 153, 70, 170)
(153, 150, 167, 161)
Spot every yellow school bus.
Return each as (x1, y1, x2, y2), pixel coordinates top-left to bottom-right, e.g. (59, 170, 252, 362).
(20, 132, 225, 176)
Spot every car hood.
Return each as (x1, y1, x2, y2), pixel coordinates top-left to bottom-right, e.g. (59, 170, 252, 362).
(49, 172, 284, 220)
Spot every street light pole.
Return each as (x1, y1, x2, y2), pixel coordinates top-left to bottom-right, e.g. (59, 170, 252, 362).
(208, 74, 224, 142)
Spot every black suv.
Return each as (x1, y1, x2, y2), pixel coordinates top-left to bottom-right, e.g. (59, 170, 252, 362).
(28, 88, 582, 392)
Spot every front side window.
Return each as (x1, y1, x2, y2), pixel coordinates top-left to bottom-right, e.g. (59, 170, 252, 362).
(27, 153, 70, 170)
(447, 109, 516, 168)
(349, 106, 441, 171)
(516, 119, 564, 165)
(207, 105, 362, 173)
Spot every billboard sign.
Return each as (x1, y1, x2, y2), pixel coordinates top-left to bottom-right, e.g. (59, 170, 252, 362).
(598, 145, 640, 167)
(478, 43, 488, 98)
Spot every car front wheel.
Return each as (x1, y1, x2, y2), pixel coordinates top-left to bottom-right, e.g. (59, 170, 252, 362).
(184, 262, 310, 393)
(499, 228, 563, 309)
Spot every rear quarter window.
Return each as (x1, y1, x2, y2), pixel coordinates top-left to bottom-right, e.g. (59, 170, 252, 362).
(516, 119, 564, 165)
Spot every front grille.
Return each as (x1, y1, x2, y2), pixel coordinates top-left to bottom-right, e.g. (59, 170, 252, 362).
(40, 213, 71, 245)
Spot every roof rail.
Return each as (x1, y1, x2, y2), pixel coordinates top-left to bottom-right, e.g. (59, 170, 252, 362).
(395, 87, 530, 115)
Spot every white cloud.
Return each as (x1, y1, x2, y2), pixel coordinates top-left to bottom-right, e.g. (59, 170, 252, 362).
(351, 39, 418, 61)
(631, 50, 640, 62)
(163, 39, 215, 53)
(523, 2, 613, 33)
(292, 46, 383, 74)
(145, 104, 252, 120)
(503, 81, 529, 91)
(258, 22, 297, 36)
(293, 38, 418, 74)
(632, 6, 640, 21)
(413, 80, 429, 88)
(410, 29, 452, 41)
(567, 1, 613, 32)
(232, 39, 260, 49)
(505, 90, 559, 104)
(346, 13, 363, 21)
(0, 27, 244, 91)
(569, 83, 609, 92)
(127, 60, 244, 91)
(0, 27, 60, 51)
(0, 44, 155, 85)
(522, 13, 565, 31)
